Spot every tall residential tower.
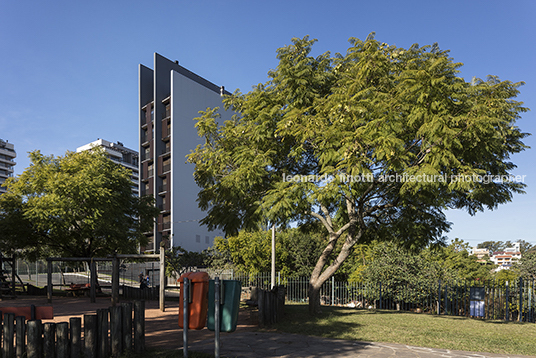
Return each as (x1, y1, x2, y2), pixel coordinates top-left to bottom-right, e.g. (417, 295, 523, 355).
(0, 139, 16, 194)
(139, 53, 231, 253)
(77, 139, 140, 196)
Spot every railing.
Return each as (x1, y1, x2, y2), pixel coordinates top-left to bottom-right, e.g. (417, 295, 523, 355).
(207, 271, 536, 322)
(141, 152, 151, 162)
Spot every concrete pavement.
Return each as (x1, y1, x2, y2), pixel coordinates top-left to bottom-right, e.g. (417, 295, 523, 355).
(183, 331, 536, 358)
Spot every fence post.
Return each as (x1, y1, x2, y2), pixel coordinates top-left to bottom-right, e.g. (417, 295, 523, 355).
(43, 322, 56, 358)
(258, 289, 265, 327)
(160, 248, 165, 312)
(56, 322, 69, 358)
(70, 317, 82, 358)
(112, 254, 119, 306)
(47, 260, 53, 303)
(97, 308, 109, 358)
(133, 300, 145, 353)
(122, 302, 133, 352)
(110, 305, 122, 356)
(331, 276, 335, 306)
(16, 315, 26, 358)
(90, 260, 97, 303)
(437, 280, 441, 315)
(505, 281, 509, 321)
(3, 312, 15, 358)
(27, 320, 43, 358)
(84, 315, 97, 358)
(519, 277, 523, 322)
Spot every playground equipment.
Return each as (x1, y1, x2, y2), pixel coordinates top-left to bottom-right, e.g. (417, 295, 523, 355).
(0, 253, 17, 300)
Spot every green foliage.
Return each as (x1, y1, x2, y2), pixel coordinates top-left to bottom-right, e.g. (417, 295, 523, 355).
(187, 34, 529, 312)
(361, 239, 494, 295)
(494, 268, 518, 284)
(514, 251, 536, 280)
(208, 228, 324, 276)
(164, 245, 209, 280)
(435, 239, 495, 281)
(0, 150, 159, 259)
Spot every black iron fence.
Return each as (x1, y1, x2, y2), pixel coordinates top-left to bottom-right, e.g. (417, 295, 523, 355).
(214, 271, 536, 322)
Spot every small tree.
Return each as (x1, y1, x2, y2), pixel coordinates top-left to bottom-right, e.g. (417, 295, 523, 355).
(0, 149, 159, 259)
(188, 35, 529, 314)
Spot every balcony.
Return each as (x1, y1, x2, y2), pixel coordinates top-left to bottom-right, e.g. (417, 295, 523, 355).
(162, 164, 171, 174)
(141, 152, 152, 162)
(161, 147, 171, 156)
(160, 222, 171, 231)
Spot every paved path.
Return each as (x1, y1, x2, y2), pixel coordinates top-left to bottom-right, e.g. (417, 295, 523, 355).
(184, 331, 536, 358)
(5, 297, 534, 358)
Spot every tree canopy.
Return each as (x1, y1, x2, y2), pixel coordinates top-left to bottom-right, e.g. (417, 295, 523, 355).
(210, 228, 324, 276)
(0, 149, 159, 259)
(188, 34, 529, 313)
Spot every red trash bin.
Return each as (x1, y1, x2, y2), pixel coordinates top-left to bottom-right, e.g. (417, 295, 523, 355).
(178, 272, 209, 330)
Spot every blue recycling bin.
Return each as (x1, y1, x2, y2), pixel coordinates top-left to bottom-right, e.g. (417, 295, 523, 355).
(207, 280, 241, 332)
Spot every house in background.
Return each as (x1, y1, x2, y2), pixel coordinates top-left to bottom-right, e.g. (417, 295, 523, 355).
(489, 242, 522, 271)
(471, 247, 492, 263)
(77, 139, 140, 196)
(0, 139, 16, 195)
(138, 53, 231, 253)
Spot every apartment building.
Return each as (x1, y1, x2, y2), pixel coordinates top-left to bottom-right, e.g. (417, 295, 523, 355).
(139, 53, 231, 253)
(0, 139, 16, 194)
(76, 139, 139, 196)
(490, 242, 522, 271)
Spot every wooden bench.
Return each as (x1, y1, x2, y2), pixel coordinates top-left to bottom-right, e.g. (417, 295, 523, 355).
(65, 283, 91, 297)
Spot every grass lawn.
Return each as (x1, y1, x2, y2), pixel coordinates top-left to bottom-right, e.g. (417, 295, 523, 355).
(270, 304, 536, 356)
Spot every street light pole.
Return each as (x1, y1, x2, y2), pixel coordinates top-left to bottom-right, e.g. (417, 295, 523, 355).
(271, 225, 275, 289)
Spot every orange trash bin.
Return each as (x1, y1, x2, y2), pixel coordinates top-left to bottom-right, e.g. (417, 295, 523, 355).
(178, 272, 209, 330)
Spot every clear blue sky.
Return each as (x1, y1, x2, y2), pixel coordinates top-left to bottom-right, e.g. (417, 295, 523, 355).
(1, 0, 535, 248)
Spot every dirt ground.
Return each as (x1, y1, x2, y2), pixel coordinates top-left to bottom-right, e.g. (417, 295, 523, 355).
(0, 295, 259, 350)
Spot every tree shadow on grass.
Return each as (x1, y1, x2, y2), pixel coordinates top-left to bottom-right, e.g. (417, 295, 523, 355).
(271, 305, 364, 339)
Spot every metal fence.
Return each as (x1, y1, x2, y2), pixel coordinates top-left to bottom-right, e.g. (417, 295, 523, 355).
(211, 271, 536, 323)
(14, 259, 162, 296)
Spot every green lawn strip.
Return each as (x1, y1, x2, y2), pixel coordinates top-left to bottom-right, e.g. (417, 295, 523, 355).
(271, 305, 536, 356)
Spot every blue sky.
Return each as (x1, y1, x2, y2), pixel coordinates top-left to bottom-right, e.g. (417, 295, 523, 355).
(1, 0, 535, 248)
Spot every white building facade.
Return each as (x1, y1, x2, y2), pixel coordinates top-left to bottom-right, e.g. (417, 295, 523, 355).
(76, 139, 140, 196)
(0, 139, 16, 194)
(139, 53, 231, 253)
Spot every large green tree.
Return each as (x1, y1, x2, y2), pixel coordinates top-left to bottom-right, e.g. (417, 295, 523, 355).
(188, 34, 529, 314)
(0, 150, 159, 259)
(210, 228, 324, 276)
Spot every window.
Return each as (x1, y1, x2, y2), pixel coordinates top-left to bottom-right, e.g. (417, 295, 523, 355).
(205, 236, 210, 244)
(196, 235, 201, 243)
(165, 104, 170, 118)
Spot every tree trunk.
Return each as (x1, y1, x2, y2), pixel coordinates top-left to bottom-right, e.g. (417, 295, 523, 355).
(308, 281, 322, 315)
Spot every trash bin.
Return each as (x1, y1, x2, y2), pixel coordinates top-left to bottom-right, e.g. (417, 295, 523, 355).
(470, 286, 485, 318)
(207, 279, 242, 332)
(179, 272, 209, 330)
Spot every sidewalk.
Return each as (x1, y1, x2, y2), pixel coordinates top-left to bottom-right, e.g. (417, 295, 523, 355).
(183, 331, 536, 358)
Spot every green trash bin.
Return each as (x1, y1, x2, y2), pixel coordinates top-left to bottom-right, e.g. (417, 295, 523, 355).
(207, 279, 242, 332)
